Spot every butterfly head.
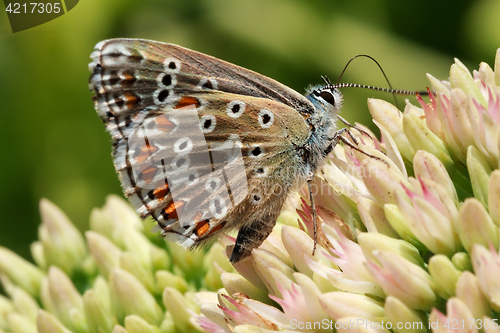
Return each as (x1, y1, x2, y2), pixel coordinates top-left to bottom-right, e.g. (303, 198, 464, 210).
(306, 85, 343, 119)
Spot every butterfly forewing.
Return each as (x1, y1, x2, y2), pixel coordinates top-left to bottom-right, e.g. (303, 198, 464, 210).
(89, 39, 314, 257)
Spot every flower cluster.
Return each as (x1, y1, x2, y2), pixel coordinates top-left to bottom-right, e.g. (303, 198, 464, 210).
(0, 48, 499, 333)
(195, 48, 500, 332)
(0, 196, 232, 333)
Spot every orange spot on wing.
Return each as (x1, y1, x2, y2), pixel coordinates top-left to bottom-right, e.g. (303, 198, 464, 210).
(164, 200, 184, 220)
(134, 144, 157, 163)
(141, 166, 157, 184)
(194, 220, 210, 237)
(193, 212, 203, 222)
(136, 152, 148, 163)
(194, 221, 226, 237)
(175, 96, 200, 109)
(123, 92, 139, 108)
(156, 116, 175, 132)
(153, 185, 169, 199)
(208, 222, 225, 235)
(121, 70, 136, 87)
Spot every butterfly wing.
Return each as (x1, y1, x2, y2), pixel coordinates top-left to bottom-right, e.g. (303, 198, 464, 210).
(89, 39, 316, 121)
(89, 39, 313, 261)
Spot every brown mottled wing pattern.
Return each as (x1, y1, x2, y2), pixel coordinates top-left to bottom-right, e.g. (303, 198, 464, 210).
(89, 39, 313, 259)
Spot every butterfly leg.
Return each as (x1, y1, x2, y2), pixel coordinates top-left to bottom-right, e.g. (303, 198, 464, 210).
(330, 127, 389, 165)
(230, 216, 277, 263)
(337, 115, 374, 140)
(308, 179, 318, 255)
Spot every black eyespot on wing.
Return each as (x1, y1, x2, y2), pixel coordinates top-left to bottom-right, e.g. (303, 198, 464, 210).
(251, 147, 261, 156)
(203, 80, 213, 89)
(213, 199, 222, 214)
(262, 114, 271, 124)
(176, 158, 186, 167)
(231, 104, 240, 113)
(162, 74, 172, 86)
(158, 90, 170, 102)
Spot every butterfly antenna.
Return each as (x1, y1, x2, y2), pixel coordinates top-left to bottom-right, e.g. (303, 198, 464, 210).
(331, 54, 429, 109)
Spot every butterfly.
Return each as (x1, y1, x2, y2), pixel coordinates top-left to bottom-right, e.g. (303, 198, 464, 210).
(89, 38, 356, 263)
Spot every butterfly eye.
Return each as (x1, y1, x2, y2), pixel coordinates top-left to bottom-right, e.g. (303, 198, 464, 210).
(319, 90, 336, 106)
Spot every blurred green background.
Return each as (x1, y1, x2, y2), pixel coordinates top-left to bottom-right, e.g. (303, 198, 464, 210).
(1, 0, 499, 260)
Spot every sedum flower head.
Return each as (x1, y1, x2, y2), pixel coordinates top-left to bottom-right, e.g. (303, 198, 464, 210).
(0, 195, 231, 332)
(192, 47, 500, 332)
(1, 48, 500, 332)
